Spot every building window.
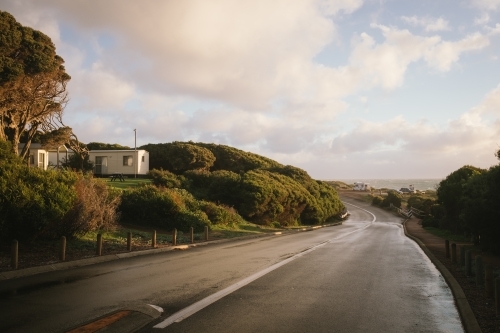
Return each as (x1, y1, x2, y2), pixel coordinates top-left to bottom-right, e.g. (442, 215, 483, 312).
(142, 156, 144, 162)
(123, 156, 133, 166)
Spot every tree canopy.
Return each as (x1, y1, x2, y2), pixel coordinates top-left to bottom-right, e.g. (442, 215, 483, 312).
(86, 142, 131, 150)
(0, 10, 71, 157)
(436, 165, 484, 232)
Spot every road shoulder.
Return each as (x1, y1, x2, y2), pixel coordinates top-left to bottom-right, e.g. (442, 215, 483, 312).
(404, 217, 482, 333)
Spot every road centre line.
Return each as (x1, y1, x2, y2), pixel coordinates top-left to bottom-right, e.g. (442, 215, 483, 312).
(342, 201, 377, 224)
(153, 203, 375, 329)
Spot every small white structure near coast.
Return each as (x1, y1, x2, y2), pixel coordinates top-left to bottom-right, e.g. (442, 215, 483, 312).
(17, 144, 150, 175)
(88, 150, 149, 176)
(353, 182, 371, 191)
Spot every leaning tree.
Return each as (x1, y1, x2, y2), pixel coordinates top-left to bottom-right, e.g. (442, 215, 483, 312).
(0, 10, 71, 158)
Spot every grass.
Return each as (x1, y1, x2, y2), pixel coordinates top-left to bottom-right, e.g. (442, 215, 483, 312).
(106, 178, 152, 189)
(209, 222, 282, 238)
(423, 227, 471, 243)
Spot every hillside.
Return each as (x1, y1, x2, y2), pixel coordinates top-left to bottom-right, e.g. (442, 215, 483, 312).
(140, 142, 345, 226)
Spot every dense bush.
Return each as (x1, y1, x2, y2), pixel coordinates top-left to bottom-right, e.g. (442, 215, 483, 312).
(460, 165, 500, 253)
(371, 196, 383, 206)
(407, 196, 435, 216)
(148, 168, 186, 188)
(237, 169, 312, 225)
(199, 201, 245, 227)
(381, 191, 402, 208)
(119, 185, 211, 232)
(421, 217, 439, 228)
(194, 142, 280, 172)
(140, 142, 216, 173)
(436, 165, 484, 233)
(61, 176, 121, 237)
(139, 142, 345, 227)
(0, 145, 78, 240)
(430, 162, 500, 253)
(0, 140, 123, 240)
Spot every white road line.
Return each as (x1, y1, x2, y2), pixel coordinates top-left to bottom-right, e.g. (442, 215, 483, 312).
(154, 203, 375, 329)
(343, 201, 377, 223)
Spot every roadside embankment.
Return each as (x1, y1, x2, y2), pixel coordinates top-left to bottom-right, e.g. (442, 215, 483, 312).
(405, 217, 500, 333)
(0, 222, 342, 281)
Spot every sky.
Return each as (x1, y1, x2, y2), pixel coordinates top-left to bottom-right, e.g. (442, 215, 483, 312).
(3, 0, 500, 179)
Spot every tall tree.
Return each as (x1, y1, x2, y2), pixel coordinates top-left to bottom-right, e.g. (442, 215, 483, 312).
(0, 11, 71, 157)
(436, 165, 484, 233)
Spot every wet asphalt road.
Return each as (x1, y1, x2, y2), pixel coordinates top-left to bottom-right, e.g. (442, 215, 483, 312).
(0, 197, 463, 332)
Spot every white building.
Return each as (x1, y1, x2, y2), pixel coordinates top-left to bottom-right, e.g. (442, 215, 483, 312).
(353, 182, 371, 191)
(88, 150, 149, 176)
(18, 143, 49, 170)
(17, 144, 150, 175)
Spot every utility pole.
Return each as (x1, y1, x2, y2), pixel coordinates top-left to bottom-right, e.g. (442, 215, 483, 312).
(134, 129, 137, 178)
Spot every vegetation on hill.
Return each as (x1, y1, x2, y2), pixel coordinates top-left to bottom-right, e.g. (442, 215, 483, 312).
(141, 142, 345, 227)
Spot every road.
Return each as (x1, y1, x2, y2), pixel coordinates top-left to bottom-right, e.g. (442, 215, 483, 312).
(0, 197, 463, 332)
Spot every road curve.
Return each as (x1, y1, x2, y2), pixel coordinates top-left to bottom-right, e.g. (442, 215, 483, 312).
(0, 197, 463, 332)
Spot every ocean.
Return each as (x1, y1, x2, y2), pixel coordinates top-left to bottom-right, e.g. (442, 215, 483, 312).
(333, 179, 442, 191)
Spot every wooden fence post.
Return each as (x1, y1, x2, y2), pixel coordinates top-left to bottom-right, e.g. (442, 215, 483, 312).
(190, 227, 194, 244)
(127, 232, 132, 251)
(59, 236, 66, 262)
(451, 243, 457, 263)
(11, 240, 18, 269)
(96, 234, 102, 256)
(172, 228, 177, 246)
(459, 246, 466, 267)
(204, 226, 209, 241)
(152, 230, 156, 248)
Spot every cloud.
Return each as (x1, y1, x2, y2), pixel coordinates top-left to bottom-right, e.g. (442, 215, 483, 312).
(486, 23, 500, 35)
(470, 0, 500, 11)
(401, 15, 451, 32)
(25, 0, 348, 112)
(319, 0, 364, 15)
(348, 25, 490, 89)
(327, 84, 500, 174)
(474, 13, 490, 25)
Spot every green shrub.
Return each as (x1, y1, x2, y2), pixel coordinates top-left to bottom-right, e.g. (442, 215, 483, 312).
(0, 160, 78, 240)
(422, 217, 440, 228)
(372, 196, 383, 206)
(119, 185, 210, 232)
(382, 191, 402, 208)
(140, 142, 216, 173)
(200, 201, 245, 227)
(270, 221, 281, 228)
(148, 168, 185, 188)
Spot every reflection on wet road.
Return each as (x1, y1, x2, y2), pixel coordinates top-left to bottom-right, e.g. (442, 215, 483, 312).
(0, 197, 464, 332)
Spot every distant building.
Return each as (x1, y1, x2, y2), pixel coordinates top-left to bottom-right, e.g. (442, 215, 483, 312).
(17, 144, 150, 175)
(88, 150, 149, 176)
(353, 182, 370, 191)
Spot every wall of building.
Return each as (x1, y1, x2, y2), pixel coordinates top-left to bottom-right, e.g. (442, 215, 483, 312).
(89, 150, 149, 175)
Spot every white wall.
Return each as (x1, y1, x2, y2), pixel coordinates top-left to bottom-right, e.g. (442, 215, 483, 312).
(89, 150, 149, 175)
